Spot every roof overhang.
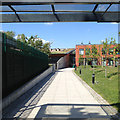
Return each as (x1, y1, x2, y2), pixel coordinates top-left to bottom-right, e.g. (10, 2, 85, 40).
(0, 0, 120, 23)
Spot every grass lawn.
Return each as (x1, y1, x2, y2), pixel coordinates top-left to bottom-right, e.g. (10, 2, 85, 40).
(74, 65, 120, 112)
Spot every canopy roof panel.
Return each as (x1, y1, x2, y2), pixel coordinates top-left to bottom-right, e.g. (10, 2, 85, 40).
(0, 0, 120, 23)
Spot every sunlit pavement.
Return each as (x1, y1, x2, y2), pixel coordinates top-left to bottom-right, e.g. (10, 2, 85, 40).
(3, 68, 112, 119)
(27, 68, 110, 119)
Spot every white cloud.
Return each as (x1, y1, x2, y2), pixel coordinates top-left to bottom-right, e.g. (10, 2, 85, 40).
(26, 36, 30, 39)
(34, 38, 49, 43)
(43, 23, 53, 25)
(14, 35, 18, 39)
(99, 22, 118, 25)
(0, 30, 4, 32)
(14, 35, 30, 40)
(110, 22, 118, 24)
(14, 35, 49, 43)
(101, 40, 104, 43)
(41, 38, 49, 43)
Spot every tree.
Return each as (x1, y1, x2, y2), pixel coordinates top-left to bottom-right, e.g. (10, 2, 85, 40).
(17, 34, 51, 55)
(91, 45, 98, 73)
(98, 45, 102, 66)
(17, 34, 27, 43)
(35, 39, 43, 49)
(110, 38, 117, 67)
(79, 54, 83, 66)
(85, 47, 90, 65)
(102, 38, 113, 78)
(27, 35, 35, 47)
(41, 42, 51, 55)
(5, 31, 15, 38)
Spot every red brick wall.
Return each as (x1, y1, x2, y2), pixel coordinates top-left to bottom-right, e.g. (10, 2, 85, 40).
(75, 44, 120, 67)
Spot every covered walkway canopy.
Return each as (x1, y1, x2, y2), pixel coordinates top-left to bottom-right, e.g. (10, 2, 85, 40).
(0, 0, 120, 23)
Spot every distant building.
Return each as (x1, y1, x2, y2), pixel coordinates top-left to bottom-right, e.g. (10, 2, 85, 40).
(50, 48, 75, 53)
(75, 44, 120, 67)
(56, 48, 61, 51)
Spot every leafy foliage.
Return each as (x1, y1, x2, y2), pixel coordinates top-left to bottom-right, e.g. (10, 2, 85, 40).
(17, 34, 28, 43)
(41, 42, 51, 55)
(91, 45, 98, 58)
(26, 35, 51, 55)
(90, 45, 98, 73)
(79, 54, 83, 65)
(102, 37, 116, 77)
(5, 31, 15, 39)
(5, 31, 51, 56)
(85, 47, 90, 56)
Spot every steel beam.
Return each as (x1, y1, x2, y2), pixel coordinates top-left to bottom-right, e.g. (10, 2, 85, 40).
(1, 0, 119, 6)
(1, 12, 119, 23)
(92, 4, 99, 21)
(93, 4, 98, 13)
(51, 5, 60, 21)
(8, 5, 22, 22)
(0, 0, 119, 23)
(101, 3, 112, 17)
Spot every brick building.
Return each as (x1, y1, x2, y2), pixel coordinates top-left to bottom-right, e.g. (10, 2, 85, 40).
(75, 44, 120, 67)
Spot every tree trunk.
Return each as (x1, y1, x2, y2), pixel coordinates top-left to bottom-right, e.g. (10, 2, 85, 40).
(102, 56, 103, 68)
(114, 56, 115, 67)
(105, 57, 107, 78)
(93, 58, 94, 74)
(105, 64, 107, 78)
(84, 58, 86, 68)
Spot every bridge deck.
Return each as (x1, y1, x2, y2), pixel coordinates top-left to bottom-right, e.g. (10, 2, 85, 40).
(3, 68, 111, 119)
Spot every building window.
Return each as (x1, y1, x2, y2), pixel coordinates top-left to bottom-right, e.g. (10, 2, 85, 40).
(109, 48, 114, 55)
(85, 48, 90, 55)
(108, 58, 113, 66)
(79, 49, 84, 55)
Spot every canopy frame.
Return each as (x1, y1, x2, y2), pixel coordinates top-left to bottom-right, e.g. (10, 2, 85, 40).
(1, 0, 120, 23)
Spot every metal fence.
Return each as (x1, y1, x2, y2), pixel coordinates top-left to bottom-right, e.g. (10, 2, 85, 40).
(2, 33, 48, 98)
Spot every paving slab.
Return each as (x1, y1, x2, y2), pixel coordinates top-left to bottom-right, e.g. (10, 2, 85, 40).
(28, 68, 111, 119)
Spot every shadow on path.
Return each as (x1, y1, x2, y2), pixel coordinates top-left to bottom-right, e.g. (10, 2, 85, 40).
(34, 103, 112, 119)
(2, 72, 57, 119)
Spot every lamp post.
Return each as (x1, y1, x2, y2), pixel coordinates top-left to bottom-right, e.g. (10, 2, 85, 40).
(92, 73, 95, 84)
(80, 68, 81, 74)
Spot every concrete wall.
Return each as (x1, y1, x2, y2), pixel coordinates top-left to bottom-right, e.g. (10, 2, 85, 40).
(2, 65, 55, 109)
(57, 54, 70, 69)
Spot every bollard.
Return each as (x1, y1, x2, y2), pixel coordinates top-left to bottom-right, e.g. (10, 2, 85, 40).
(92, 74, 95, 84)
(80, 69, 81, 74)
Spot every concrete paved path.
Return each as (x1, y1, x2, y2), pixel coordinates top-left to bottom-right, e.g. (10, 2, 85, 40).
(27, 68, 110, 119)
(3, 68, 112, 119)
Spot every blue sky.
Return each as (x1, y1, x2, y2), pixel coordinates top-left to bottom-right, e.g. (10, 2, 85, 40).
(1, 22, 118, 48)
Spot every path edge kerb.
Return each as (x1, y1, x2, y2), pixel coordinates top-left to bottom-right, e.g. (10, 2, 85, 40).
(72, 69, 120, 119)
